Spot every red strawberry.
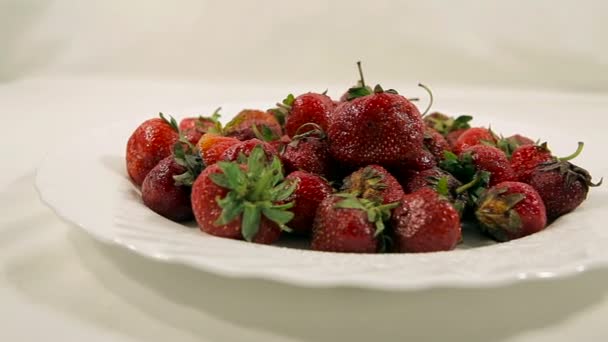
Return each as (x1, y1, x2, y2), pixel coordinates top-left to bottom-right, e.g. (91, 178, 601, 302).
(475, 181, 547, 241)
(220, 138, 277, 163)
(402, 168, 470, 214)
(191, 146, 296, 244)
(424, 126, 450, 161)
(141, 156, 193, 222)
(341, 165, 404, 204)
(281, 125, 335, 178)
(126, 114, 179, 186)
(393, 148, 437, 173)
(269, 134, 291, 153)
(311, 194, 398, 253)
(327, 63, 424, 166)
(442, 145, 515, 186)
(281, 92, 335, 137)
(510, 143, 553, 183)
(197, 133, 240, 165)
(527, 146, 602, 221)
(506, 134, 535, 147)
(224, 109, 282, 141)
(452, 127, 497, 155)
(424, 113, 473, 136)
(391, 188, 461, 253)
(284, 171, 333, 234)
(446, 128, 468, 148)
(179, 108, 222, 145)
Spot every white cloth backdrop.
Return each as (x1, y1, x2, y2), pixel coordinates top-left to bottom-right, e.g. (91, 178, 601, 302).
(1, 0, 607, 91)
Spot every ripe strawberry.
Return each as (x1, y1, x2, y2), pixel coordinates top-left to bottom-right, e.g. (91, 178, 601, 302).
(424, 127, 450, 161)
(224, 109, 282, 141)
(281, 125, 335, 178)
(506, 134, 535, 147)
(269, 135, 291, 153)
(400, 167, 469, 213)
(510, 143, 553, 183)
(393, 148, 437, 173)
(446, 128, 468, 148)
(424, 112, 473, 136)
(391, 188, 461, 253)
(221, 138, 277, 163)
(191, 146, 296, 244)
(311, 194, 398, 253)
(126, 114, 179, 186)
(284, 171, 333, 234)
(528, 147, 602, 221)
(141, 156, 193, 221)
(452, 127, 497, 155)
(274, 92, 335, 137)
(341, 165, 404, 204)
(197, 133, 240, 165)
(327, 63, 424, 166)
(475, 181, 547, 241)
(179, 108, 222, 145)
(441, 145, 515, 186)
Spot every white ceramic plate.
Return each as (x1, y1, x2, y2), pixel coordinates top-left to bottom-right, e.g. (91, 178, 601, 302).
(36, 99, 608, 290)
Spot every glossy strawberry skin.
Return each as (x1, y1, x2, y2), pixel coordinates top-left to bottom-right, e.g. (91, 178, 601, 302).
(282, 137, 335, 178)
(284, 171, 333, 234)
(401, 167, 461, 194)
(328, 92, 425, 166)
(126, 118, 179, 186)
(452, 127, 497, 155)
(462, 145, 515, 186)
(476, 181, 547, 241)
(220, 139, 278, 162)
(269, 135, 291, 153)
(191, 164, 281, 244)
(424, 127, 450, 161)
(141, 156, 193, 221)
(391, 188, 461, 253)
(197, 134, 240, 166)
(285, 93, 335, 137)
(224, 109, 282, 141)
(341, 165, 404, 204)
(311, 195, 378, 253)
(179, 117, 216, 145)
(510, 145, 553, 183)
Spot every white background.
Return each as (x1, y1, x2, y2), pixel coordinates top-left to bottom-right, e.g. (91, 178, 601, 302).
(1, 1, 608, 341)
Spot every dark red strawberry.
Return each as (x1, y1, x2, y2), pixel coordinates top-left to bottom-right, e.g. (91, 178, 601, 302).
(197, 133, 240, 166)
(452, 127, 497, 155)
(179, 108, 222, 145)
(510, 143, 553, 183)
(341, 165, 404, 204)
(424, 126, 450, 161)
(311, 194, 398, 253)
(269, 134, 291, 153)
(475, 181, 547, 241)
(528, 149, 602, 221)
(281, 125, 336, 178)
(224, 109, 282, 141)
(442, 145, 515, 186)
(220, 138, 277, 163)
(279, 92, 335, 137)
(141, 156, 193, 222)
(446, 128, 468, 148)
(126, 114, 179, 186)
(506, 134, 535, 147)
(400, 167, 470, 212)
(393, 148, 437, 173)
(284, 171, 333, 234)
(191, 146, 296, 244)
(391, 188, 461, 253)
(328, 63, 425, 166)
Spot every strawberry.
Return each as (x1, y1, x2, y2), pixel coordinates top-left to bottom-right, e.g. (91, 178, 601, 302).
(197, 133, 240, 166)
(424, 126, 450, 161)
(284, 171, 333, 234)
(273, 92, 335, 137)
(311, 193, 398, 253)
(527, 145, 602, 221)
(452, 127, 497, 155)
(510, 143, 553, 183)
(126, 114, 179, 186)
(424, 112, 473, 136)
(327, 63, 424, 166)
(506, 134, 535, 147)
(191, 146, 296, 244)
(269, 134, 292, 153)
(475, 181, 547, 241)
(179, 107, 222, 145)
(281, 125, 335, 178)
(446, 128, 469, 148)
(220, 138, 277, 163)
(341, 165, 404, 204)
(393, 148, 437, 173)
(391, 188, 461, 253)
(441, 145, 515, 186)
(400, 167, 469, 213)
(224, 109, 282, 141)
(141, 156, 193, 222)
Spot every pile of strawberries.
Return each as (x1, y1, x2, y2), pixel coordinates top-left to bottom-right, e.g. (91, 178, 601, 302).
(126, 62, 601, 253)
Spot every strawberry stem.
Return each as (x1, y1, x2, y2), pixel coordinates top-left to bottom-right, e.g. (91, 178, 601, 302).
(356, 61, 366, 88)
(455, 174, 481, 194)
(559, 142, 584, 161)
(417, 83, 434, 116)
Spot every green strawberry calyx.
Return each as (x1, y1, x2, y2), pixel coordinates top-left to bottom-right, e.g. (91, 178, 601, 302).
(340, 166, 388, 203)
(333, 193, 399, 237)
(426, 113, 473, 136)
(268, 94, 295, 128)
(475, 186, 526, 242)
(209, 145, 297, 241)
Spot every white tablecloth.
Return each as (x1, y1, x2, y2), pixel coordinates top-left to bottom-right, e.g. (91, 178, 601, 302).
(1, 78, 608, 341)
